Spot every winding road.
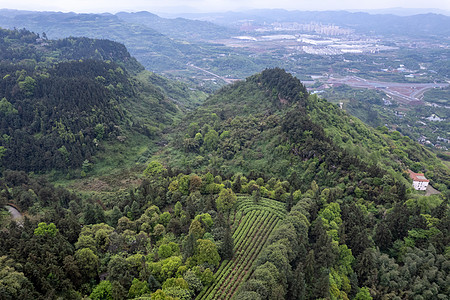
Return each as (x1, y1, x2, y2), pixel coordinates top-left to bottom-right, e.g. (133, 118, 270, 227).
(186, 63, 238, 84)
(326, 76, 449, 104)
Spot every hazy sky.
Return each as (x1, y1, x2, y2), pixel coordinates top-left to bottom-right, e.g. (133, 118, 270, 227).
(0, 0, 449, 14)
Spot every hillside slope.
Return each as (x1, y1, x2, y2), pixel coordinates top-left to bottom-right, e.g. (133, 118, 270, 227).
(197, 196, 286, 300)
(158, 68, 448, 300)
(0, 59, 448, 300)
(116, 11, 235, 42)
(0, 11, 215, 80)
(0, 28, 206, 174)
(161, 68, 449, 198)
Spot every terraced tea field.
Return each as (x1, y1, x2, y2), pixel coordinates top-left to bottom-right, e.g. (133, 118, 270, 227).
(196, 196, 286, 300)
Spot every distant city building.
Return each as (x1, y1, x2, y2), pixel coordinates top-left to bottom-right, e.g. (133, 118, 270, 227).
(408, 170, 429, 191)
(425, 114, 445, 122)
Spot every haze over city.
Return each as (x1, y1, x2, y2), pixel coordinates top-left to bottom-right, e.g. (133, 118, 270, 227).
(0, 0, 449, 13)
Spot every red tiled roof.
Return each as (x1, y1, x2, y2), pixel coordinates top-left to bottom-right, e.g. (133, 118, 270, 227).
(408, 170, 429, 182)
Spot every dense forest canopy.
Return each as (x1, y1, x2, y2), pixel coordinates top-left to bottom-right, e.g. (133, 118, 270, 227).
(0, 27, 448, 300)
(0, 27, 206, 174)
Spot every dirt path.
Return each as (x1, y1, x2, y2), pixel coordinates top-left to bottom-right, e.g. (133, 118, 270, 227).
(425, 184, 441, 196)
(5, 205, 22, 220)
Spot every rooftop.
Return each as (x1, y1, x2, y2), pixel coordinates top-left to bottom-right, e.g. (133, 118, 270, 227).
(408, 170, 430, 182)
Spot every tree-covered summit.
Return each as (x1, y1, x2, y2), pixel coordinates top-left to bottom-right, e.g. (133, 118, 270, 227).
(0, 27, 206, 174)
(0, 27, 143, 73)
(164, 68, 447, 196)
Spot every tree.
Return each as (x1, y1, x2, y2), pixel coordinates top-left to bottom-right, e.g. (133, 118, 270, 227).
(252, 188, 261, 203)
(95, 123, 105, 140)
(153, 224, 166, 239)
(252, 262, 286, 300)
(75, 248, 99, 280)
(183, 270, 203, 293)
(128, 278, 150, 299)
(109, 206, 122, 227)
(232, 175, 242, 193)
(161, 278, 191, 299)
(216, 188, 237, 214)
(0, 256, 36, 299)
(0, 146, 5, 167)
(220, 226, 234, 260)
(143, 161, 167, 180)
(191, 239, 220, 268)
(189, 174, 202, 192)
(111, 281, 127, 300)
(354, 287, 372, 300)
(34, 222, 58, 236)
(75, 234, 97, 252)
(355, 248, 376, 288)
(107, 255, 133, 289)
(130, 201, 141, 220)
(0, 98, 18, 115)
(90, 280, 113, 300)
(182, 234, 197, 261)
(148, 275, 161, 292)
(236, 291, 262, 300)
(204, 130, 219, 151)
(17, 76, 36, 96)
(84, 203, 98, 225)
(158, 243, 180, 260)
(160, 256, 182, 280)
(374, 222, 393, 251)
(151, 289, 177, 300)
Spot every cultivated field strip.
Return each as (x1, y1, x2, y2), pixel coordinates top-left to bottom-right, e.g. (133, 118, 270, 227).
(196, 196, 286, 300)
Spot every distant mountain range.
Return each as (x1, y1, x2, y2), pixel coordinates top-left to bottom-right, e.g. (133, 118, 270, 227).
(171, 9, 450, 38)
(349, 7, 450, 16)
(0, 9, 221, 75)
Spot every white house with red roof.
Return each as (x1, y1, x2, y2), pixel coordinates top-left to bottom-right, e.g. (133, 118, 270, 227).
(408, 170, 429, 191)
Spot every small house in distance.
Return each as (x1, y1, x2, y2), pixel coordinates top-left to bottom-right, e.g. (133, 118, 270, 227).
(408, 170, 429, 190)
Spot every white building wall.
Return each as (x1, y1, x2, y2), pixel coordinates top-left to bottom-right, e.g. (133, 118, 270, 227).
(413, 180, 429, 190)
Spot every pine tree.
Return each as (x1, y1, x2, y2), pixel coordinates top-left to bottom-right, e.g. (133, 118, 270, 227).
(232, 175, 242, 193)
(252, 188, 261, 203)
(374, 222, 393, 251)
(109, 206, 122, 227)
(182, 233, 197, 261)
(221, 226, 234, 260)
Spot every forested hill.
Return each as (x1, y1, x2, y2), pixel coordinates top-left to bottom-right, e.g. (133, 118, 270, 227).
(165, 68, 449, 196)
(158, 68, 450, 299)
(0, 28, 143, 73)
(116, 11, 236, 42)
(0, 10, 212, 74)
(0, 60, 448, 300)
(0, 28, 205, 173)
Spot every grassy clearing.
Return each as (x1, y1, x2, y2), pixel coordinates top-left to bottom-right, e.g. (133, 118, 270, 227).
(51, 131, 157, 191)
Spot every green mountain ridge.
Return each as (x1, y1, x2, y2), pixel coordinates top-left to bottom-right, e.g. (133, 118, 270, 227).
(0, 27, 206, 173)
(161, 68, 448, 196)
(0, 27, 448, 300)
(0, 10, 223, 83)
(116, 11, 236, 42)
(155, 68, 449, 300)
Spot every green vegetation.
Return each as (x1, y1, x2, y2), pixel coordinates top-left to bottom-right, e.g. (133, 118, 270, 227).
(0, 28, 206, 176)
(423, 86, 450, 105)
(0, 27, 448, 300)
(197, 196, 286, 300)
(320, 84, 450, 151)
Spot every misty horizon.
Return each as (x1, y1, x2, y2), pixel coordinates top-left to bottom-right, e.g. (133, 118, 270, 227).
(0, 0, 449, 16)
